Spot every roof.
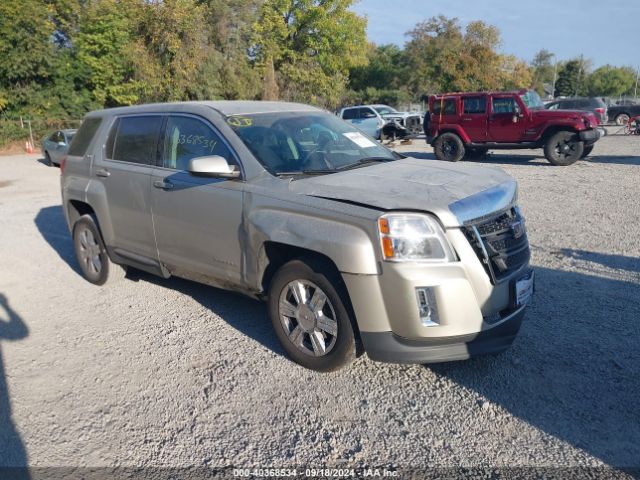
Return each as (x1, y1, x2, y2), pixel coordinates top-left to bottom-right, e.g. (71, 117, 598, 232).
(86, 101, 322, 118)
(433, 89, 528, 98)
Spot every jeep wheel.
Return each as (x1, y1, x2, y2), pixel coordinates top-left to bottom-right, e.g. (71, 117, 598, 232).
(44, 152, 53, 166)
(73, 215, 126, 286)
(544, 131, 584, 166)
(615, 113, 630, 126)
(581, 145, 594, 158)
(434, 133, 465, 162)
(268, 259, 356, 372)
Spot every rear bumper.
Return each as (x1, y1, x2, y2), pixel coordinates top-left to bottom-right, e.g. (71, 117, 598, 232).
(361, 307, 526, 364)
(580, 128, 601, 145)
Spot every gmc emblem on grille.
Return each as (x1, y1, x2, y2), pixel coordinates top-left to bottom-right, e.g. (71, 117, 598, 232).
(511, 220, 525, 239)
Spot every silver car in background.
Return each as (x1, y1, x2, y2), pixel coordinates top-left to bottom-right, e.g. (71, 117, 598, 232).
(60, 101, 533, 372)
(42, 129, 76, 166)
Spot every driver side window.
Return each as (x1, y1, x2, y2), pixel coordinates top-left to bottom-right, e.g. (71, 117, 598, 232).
(163, 116, 232, 171)
(492, 97, 517, 114)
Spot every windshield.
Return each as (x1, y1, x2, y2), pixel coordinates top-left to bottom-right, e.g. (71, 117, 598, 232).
(519, 90, 544, 109)
(373, 106, 398, 115)
(227, 111, 397, 176)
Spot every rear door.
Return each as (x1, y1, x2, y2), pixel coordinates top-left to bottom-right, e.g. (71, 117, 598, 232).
(488, 95, 527, 142)
(50, 131, 66, 164)
(460, 96, 488, 142)
(93, 115, 162, 262)
(150, 114, 244, 285)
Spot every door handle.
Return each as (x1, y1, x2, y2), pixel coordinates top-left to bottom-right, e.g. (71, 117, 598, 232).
(153, 179, 174, 190)
(95, 169, 110, 178)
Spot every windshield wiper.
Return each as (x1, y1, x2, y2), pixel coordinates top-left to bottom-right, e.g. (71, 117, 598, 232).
(276, 169, 338, 177)
(336, 157, 395, 171)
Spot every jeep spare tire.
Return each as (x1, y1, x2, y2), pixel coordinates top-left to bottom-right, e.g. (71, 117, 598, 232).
(544, 131, 584, 166)
(434, 133, 465, 162)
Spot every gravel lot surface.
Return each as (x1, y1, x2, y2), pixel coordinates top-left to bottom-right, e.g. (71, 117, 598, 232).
(0, 134, 639, 475)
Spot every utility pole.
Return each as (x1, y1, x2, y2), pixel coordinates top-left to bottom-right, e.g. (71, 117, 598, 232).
(575, 55, 584, 97)
(551, 58, 558, 99)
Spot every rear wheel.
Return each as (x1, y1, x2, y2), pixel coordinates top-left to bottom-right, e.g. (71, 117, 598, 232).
(615, 113, 630, 126)
(72, 215, 126, 286)
(433, 133, 465, 162)
(581, 145, 594, 158)
(544, 131, 584, 166)
(45, 151, 53, 166)
(268, 259, 356, 372)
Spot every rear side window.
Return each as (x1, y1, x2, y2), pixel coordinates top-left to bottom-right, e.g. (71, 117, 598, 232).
(432, 99, 457, 115)
(359, 108, 377, 119)
(108, 116, 163, 165)
(342, 108, 358, 120)
(463, 97, 486, 114)
(68, 118, 102, 157)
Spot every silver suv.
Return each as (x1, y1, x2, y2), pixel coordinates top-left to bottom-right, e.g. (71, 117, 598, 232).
(61, 101, 534, 371)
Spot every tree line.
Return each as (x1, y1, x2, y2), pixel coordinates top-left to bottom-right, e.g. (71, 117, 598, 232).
(0, 0, 637, 126)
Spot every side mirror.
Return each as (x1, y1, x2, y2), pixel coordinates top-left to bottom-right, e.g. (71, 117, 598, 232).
(188, 155, 240, 179)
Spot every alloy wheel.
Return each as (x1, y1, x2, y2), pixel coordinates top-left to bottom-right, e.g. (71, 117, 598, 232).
(278, 279, 338, 357)
(77, 227, 103, 275)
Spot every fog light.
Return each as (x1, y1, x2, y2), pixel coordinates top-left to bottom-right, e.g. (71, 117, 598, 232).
(415, 287, 439, 327)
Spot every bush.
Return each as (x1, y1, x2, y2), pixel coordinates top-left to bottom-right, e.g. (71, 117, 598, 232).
(0, 119, 82, 148)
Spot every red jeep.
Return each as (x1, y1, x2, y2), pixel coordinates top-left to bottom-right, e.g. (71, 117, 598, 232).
(424, 89, 602, 166)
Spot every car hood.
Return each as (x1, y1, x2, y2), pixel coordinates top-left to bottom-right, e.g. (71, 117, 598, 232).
(289, 158, 517, 227)
(537, 108, 598, 124)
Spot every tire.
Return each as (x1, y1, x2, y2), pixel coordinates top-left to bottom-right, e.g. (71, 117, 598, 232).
(268, 259, 356, 372)
(72, 215, 126, 286)
(544, 131, 584, 166)
(464, 147, 488, 159)
(433, 133, 465, 162)
(45, 151, 53, 166)
(581, 145, 594, 158)
(615, 113, 630, 126)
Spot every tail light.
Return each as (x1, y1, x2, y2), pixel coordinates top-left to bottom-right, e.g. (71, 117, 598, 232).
(60, 156, 67, 174)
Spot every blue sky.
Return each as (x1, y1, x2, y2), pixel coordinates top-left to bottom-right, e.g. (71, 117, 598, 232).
(352, 0, 639, 68)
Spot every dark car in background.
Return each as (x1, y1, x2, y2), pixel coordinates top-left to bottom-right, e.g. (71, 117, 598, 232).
(41, 129, 77, 166)
(607, 101, 640, 126)
(545, 97, 608, 125)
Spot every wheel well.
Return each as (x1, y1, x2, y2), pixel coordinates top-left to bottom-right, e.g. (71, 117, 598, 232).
(540, 126, 578, 145)
(435, 130, 467, 145)
(67, 200, 95, 227)
(260, 241, 363, 353)
(261, 242, 342, 294)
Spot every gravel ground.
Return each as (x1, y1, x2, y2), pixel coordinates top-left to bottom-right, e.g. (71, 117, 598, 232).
(0, 134, 639, 476)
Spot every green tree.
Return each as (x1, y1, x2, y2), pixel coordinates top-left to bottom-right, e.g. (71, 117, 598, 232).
(555, 58, 590, 97)
(587, 65, 636, 97)
(75, 0, 142, 107)
(253, 0, 368, 108)
(404, 16, 522, 96)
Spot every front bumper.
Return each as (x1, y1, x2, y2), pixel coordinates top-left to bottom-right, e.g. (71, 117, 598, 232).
(361, 307, 525, 364)
(580, 128, 601, 145)
(342, 228, 531, 364)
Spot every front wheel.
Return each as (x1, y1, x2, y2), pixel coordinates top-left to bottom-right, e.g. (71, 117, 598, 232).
(433, 133, 465, 162)
(268, 259, 356, 372)
(544, 131, 584, 166)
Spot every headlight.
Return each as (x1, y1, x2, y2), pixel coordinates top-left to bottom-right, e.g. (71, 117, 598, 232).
(378, 213, 456, 262)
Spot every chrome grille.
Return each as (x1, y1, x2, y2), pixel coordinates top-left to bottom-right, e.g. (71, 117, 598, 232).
(463, 207, 530, 284)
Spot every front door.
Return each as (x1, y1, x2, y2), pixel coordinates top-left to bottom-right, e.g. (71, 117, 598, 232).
(488, 95, 526, 142)
(150, 114, 244, 286)
(351, 107, 380, 138)
(92, 114, 162, 261)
